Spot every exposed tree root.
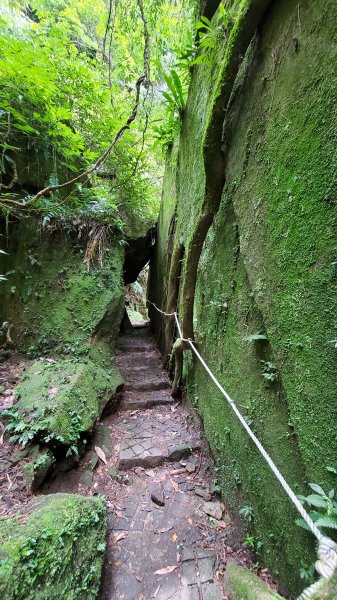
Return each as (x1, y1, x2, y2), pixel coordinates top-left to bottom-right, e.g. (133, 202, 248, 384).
(165, 0, 272, 394)
(164, 242, 185, 363)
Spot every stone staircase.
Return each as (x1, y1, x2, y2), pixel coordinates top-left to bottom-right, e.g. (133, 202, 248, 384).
(102, 327, 224, 600)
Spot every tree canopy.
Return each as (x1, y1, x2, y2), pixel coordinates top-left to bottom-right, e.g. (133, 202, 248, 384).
(0, 0, 198, 228)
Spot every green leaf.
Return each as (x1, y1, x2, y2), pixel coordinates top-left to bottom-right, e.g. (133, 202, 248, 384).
(315, 516, 337, 530)
(295, 518, 311, 531)
(171, 70, 184, 109)
(308, 483, 326, 497)
(200, 16, 212, 27)
(245, 334, 268, 342)
(304, 495, 328, 509)
(97, 543, 106, 552)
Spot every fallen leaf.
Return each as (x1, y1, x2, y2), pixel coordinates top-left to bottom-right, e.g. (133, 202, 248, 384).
(170, 468, 185, 475)
(114, 560, 121, 566)
(114, 532, 126, 542)
(172, 533, 177, 542)
(155, 526, 173, 534)
(95, 446, 107, 465)
(0, 421, 5, 446)
(188, 517, 193, 525)
(154, 565, 177, 576)
(170, 479, 179, 491)
(18, 516, 27, 524)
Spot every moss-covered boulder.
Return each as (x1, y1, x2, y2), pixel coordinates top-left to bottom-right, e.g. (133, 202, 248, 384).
(0, 493, 107, 599)
(22, 447, 56, 492)
(224, 561, 337, 600)
(310, 570, 337, 599)
(0, 218, 126, 478)
(150, 0, 337, 593)
(6, 356, 123, 450)
(224, 562, 283, 599)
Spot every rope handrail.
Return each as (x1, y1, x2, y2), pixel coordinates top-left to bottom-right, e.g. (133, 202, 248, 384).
(146, 299, 337, 591)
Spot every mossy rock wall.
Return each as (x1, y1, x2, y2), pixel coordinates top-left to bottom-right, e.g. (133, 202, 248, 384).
(0, 217, 125, 467)
(0, 493, 107, 599)
(148, 145, 179, 351)
(0, 218, 125, 359)
(150, 0, 337, 595)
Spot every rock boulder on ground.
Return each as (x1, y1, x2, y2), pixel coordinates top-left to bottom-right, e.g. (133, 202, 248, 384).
(0, 493, 107, 599)
(8, 357, 123, 448)
(224, 561, 282, 599)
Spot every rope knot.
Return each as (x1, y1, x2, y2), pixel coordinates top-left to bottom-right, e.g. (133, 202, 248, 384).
(316, 536, 337, 578)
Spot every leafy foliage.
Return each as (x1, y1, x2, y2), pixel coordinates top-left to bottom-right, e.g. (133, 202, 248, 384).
(296, 483, 337, 535)
(0, 0, 197, 225)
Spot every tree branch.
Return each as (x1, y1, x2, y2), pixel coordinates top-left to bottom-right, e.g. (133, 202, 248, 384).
(0, 0, 151, 211)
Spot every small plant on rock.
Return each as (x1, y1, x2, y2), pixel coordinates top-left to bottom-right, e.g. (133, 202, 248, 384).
(239, 505, 254, 522)
(296, 483, 337, 535)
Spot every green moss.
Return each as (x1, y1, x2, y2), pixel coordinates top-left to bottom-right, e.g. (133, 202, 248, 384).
(22, 447, 56, 491)
(188, 199, 314, 591)
(0, 219, 125, 357)
(222, 0, 337, 494)
(152, 0, 337, 595)
(225, 562, 282, 599)
(311, 570, 337, 599)
(6, 357, 123, 446)
(0, 493, 107, 599)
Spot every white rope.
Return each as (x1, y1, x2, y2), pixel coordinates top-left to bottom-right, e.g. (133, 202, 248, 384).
(146, 300, 189, 342)
(187, 338, 323, 543)
(147, 299, 337, 588)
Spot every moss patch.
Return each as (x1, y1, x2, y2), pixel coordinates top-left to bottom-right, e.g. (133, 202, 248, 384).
(311, 570, 337, 599)
(225, 562, 282, 599)
(0, 219, 125, 359)
(151, 0, 337, 595)
(6, 357, 123, 448)
(0, 493, 107, 599)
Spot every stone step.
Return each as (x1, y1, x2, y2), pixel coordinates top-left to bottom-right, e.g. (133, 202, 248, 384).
(117, 409, 200, 470)
(120, 389, 174, 411)
(117, 342, 156, 353)
(108, 477, 222, 600)
(116, 351, 160, 367)
(125, 378, 170, 392)
(119, 441, 200, 470)
(121, 365, 169, 382)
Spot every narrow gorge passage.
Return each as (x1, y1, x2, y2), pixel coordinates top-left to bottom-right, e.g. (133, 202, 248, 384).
(100, 326, 253, 599)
